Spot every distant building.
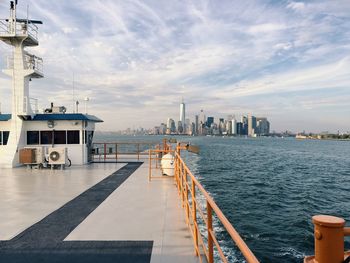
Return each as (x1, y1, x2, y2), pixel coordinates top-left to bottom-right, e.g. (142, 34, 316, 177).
(226, 120, 232, 135)
(177, 121, 183, 134)
(159, 123, 166, 134)
(153, 126, 160, 135)
(198, 110, 206, 135)
(219, 118, 225, 134)
(179, 100, 185, 129)
(231, 119, 237, 135)
(166, 118, 176, 134)
(236, 122, 243, 135)
(207, 117, 214, 128)
(256, 117, 270, 135)
(248, 114, 257, 136)
(241, 116, 248, 135)
(190, 122, 195, 135)
(195, 115, 199, 135)
(185, 118, 191, 134)
(199, 109, 206, 124)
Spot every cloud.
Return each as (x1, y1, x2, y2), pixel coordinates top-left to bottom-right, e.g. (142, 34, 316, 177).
(287, 1, 305, 12)
(0, 0, 349, 132)
(248, 23, 286, 34)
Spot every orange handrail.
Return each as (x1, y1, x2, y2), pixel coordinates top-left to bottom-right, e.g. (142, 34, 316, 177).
(174, 149, 259, 263)
(147, 140, 259, 262)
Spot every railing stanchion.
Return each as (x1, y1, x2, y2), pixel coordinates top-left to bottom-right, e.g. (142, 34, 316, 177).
(115, 143, 118, 162)
(192, 178, 199, 256)
(177, 157, 180, 192)
(156, 145, 158, 168)
(173, 153, 176, 181)
(185, 170, 189, 225)
(104, 143, 106, 161)
(181, 162, 185, 207)
(148, 149, 152, 181)
(137, 143, 140, 160)
(207, 201, 214, 263)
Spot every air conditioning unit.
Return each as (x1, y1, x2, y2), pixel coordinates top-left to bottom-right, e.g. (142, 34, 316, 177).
(48, 147, 67, 165)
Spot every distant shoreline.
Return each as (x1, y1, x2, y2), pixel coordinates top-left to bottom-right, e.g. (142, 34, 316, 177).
(296, 137, 350, 141)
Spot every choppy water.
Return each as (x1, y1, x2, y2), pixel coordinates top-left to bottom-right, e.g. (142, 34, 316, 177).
(94, 134, 350, 262)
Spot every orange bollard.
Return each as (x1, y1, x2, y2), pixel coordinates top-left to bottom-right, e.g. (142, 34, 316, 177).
(311, 215, 345, 263)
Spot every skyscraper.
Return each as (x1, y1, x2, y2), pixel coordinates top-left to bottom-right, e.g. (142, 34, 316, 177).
(195, 115, 199, 135)
(177, 121, 183, 134)
(241, 116, 248, 135)
(231, 118, 237, 135)
(248, 114, 257, 136)
(256, 117, 270, 135)
(207, 117, 214, 128)
(166, 118, 176, 134)
(179, 100, 185, 128)
(199, 109, 206, 124)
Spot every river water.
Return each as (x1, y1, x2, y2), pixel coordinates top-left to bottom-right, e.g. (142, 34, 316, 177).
(94, 134, 350, 262)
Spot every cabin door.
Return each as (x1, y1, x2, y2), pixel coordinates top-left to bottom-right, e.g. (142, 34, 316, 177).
(86, 131, 94, 162)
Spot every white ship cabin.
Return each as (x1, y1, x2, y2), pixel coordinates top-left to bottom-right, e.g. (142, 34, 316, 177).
(0, 1, 103, 168)
(0, 104, 103, 167)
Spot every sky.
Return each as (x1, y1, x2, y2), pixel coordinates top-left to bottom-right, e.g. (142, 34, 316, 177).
(0, 0, 349, 133)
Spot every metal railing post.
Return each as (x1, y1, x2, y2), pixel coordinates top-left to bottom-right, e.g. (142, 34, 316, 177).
(104, 143, 106, 162)
(207, 201, 214, 263)
(192, 178, 199, 256)
(148, 149, 152, 181)
(137, 143, 140, 160)
(115, 143, 118, 162)
(173, 151, 177, 183)
(185, 170, 189, 225)
(180, 162, 185, 207)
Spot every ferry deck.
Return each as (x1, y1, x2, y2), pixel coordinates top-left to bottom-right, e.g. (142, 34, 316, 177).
(0, 158, 199, 263)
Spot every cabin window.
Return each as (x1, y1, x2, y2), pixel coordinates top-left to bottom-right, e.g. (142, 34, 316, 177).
(40, 131, 53, 144)
(67, 130, 80, 144)
(54, 130, 67, 144)
(25, 130, 83, 145)
(0, 131, 10, 145)
(27, 131, 39, 145)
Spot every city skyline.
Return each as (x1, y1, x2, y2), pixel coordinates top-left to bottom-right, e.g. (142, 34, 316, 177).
(152, 100, 271, 136)
(0, 1, 349, 133)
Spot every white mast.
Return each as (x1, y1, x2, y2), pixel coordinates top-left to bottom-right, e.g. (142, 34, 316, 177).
(0, 0, 43, 167)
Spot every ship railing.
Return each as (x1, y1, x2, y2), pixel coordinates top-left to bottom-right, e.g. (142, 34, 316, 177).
(0, 19, 38, 41)
(173, 146, 260, 263)
(29, 97, 39, 114)
(19, 96, 38, 115)
(15, 21, 38, 40)
(92, 142, 160, 162)
(148, 143, 174, 180)
(24, 53, 43, 73)
(148, 140, 260, 263)
(0, 19, 9, 35)
(305, 215, 350, 263)
(6, 54, 43, 73)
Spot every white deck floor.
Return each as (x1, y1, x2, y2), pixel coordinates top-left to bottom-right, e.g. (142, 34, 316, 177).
(0, 162, 199, 263)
